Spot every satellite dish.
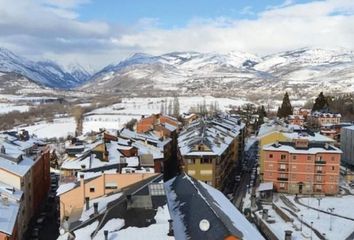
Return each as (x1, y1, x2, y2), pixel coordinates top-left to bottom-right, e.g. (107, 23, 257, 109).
(199, 219, 210, 232)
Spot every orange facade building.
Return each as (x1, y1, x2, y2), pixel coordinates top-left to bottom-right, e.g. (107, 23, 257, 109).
(263, 139, 341, 195)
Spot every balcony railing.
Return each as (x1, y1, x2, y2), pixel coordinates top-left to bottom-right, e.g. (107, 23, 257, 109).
(315, 160, 326, 164)
(277, 177, 288, 181)
(278, 168, 288, 172)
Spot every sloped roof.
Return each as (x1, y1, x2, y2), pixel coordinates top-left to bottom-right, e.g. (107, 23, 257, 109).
(164, 173, 264, 240)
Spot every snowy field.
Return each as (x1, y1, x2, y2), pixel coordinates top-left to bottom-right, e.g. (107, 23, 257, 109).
(12, 96, 248, 139)
(15, 117, 76, 139)
(90, 96, 248, 116)
(0, 103, 30, 114)
(83, 96, 248, 133)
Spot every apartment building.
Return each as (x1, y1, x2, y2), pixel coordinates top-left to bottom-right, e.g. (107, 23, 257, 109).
(287, 115, 304, 126)
(263, 139, 341, 195)
(309, 111, 341, 126)
(0, 131, 50, 239)
(341, 125, 354, 167)
(178, 115, 245, 191)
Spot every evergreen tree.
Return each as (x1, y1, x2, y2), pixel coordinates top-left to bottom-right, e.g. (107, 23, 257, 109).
(277, 92, 293, 118)
(312, 92, 329, 112)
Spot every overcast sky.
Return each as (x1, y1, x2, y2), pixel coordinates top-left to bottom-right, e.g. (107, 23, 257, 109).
(0, 0, 353, 70)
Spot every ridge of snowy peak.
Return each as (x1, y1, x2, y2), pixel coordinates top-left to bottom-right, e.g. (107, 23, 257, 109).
(254, 47, 354, 71)
(66, 62, 92, 82)
(0, 47, 90, 88)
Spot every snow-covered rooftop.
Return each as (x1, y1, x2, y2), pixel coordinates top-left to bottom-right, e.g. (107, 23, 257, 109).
(263, 142, 342, 154)
(0, 181, 22, 235)
(178, 115, 243, 157)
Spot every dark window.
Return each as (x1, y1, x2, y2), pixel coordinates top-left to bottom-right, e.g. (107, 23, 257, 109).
(281, 155, 286, 160)
(269, 154, 273, 158)
(307, 156, 311, 160)
(90, 187, 95, 193)
(201, 157, 212, 164)
(293, 155, 296, 160)
(332, 166, 335, 171)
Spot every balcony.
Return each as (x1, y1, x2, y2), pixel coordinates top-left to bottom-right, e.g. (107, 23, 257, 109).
(315, 160, 326, 165)
(278, 168, 288, 172)
(277, 177, 288, 181)
(316, 170, 324, 174)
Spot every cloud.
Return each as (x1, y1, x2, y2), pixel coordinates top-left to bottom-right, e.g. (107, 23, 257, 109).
(240, 6, 255, 16)
(0, 0, 353, 70)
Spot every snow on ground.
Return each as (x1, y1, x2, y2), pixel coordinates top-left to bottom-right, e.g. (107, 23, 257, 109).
(16, 117, 76, 139)
(82, 96, 247, 133)
(256, 204, 315, 240)
(0, 103, 29, 114)
(89, 96, 248, 116)
(280, 195, 354, 239)
(83, 114, 135, 134)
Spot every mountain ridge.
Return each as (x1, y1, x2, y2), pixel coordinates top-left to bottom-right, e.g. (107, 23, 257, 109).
(81, 47, 354, 98)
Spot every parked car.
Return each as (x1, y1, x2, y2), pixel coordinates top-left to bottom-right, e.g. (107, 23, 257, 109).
(235, 175, 241, 182)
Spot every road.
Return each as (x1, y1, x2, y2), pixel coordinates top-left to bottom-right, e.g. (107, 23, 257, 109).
(233, 140, 259, 209)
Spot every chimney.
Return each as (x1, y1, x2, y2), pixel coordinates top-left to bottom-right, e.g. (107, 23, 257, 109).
(324, 143, 329, 150)
(93, 202, 98, 215)
(85, 197, 90, 210)
(80, 174, 85, 204)
(104, 230, 109, 240)
(126, 194, 132, 203)
(262, 209, 268, 220)
(167, 219, 174, 236)
(284, 230, 292, 240)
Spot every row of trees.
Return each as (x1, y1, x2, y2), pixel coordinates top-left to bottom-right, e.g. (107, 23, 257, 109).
(160, 97, 180, 118)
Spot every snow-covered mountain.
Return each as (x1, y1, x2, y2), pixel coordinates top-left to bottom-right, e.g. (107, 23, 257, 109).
(0, 48, 91, 89)
(82, 48, 354, 98)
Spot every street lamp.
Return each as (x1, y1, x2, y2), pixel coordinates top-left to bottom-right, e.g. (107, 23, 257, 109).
(317, 197, 322, 219)
(328, 207, 335, 231)
(310, 221, 313, 240)
(300, 214, 303, 232)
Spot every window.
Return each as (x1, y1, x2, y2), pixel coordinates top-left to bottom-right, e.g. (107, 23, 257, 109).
(307, 156, 312, 160)
(149, 183, 165, 196)
(187, 159, 195, 164)
(90, 187, 95, 193)
(280, 164, 286, 170)
(281, 155, 286, 160)
(292, 155, 297, 160)
(316, 166, 322, 171)
(280, 183, 285, 189)
(292, 165, 297, 169)
(316, 176, 322, 181)
(269, 154, 273, 158)
(332, 166, 335, 171)
(105, 183, 118, 190)
(331, 156, 335, 161)
(201, 157, 212, 164)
